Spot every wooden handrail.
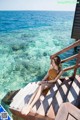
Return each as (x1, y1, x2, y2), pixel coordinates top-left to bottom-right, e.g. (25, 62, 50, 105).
(63, 63, 80, 72)
(63, 51, 80, 76)
(73, 51, 80, 77)
(50, 40, 80, 78)
(61, 54, 78, 63)
(50, 39, 80, 59)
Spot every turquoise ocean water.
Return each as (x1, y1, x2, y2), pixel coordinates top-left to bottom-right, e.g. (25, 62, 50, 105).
(0, 11, 80, 103)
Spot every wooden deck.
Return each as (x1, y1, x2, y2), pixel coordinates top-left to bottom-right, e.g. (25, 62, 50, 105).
(55, 102, 80, 120)
(9, 75, 80, 120)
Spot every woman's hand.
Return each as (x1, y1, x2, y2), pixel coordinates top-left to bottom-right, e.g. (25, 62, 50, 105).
(38, 81, 47, 85)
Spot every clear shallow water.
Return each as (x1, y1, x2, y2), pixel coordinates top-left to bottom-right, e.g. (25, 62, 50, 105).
(0, 11, 80, 103)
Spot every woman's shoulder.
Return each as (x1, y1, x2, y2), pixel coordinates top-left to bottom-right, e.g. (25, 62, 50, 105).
(49, 65, 53, 69)
(49, 65, 56, 72)
(48, 66, 53, 72)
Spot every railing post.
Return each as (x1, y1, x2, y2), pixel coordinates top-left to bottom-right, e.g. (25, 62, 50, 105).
(74, 39, 78, 52)
(72, 51, 80, 79)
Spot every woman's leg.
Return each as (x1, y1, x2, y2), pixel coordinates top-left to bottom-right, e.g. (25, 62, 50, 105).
(21, 86, 40, 113)
(27, 87, 39, 105)
(29, 83, 52, 108)
(21, 85, 43, 115)
(21, 83, 51, 115)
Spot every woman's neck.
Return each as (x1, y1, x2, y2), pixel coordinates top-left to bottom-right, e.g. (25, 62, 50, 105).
(54, 65, 58, 71)
(51, 64, 58, 71)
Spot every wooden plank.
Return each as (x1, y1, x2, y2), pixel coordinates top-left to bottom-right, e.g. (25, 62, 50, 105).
(10, 82, 39, 111)
(35, 114, 54, 120)
(71, 35, 80, 39)
(72, 33, 80, 37)
(76, 11, 80, 14)
(2, 90, 19, 105)
(10, 88, 24, 109)
(68, 115, 76, 120)
(73, 26, 80, 28)
(72, 35, 80, 38)
(10, 110, 54, 120)
(55, 103, 80, 120)
(72, 32, 80, 36)
(10, 108, 38, 119)
(72, 29, 80, 33)
(73, 24, 80, 27)
(76, 7, 80, 10)
(10, 83, 32, 105)
(61, 54, 78, 63)
(63, 64, 80, 72)
(73, 26, 80, 29)
(16, 82, 40, 111)
(72, 31, 80, 34)
(72, 35, 80, 39)
(76, 5, 80, 8)
(73, 20, 80, 23)
(66, 75, 80, 106)
(73, 25, 80, 28)
(74, 18, 80, 21)
(75, 14, 80, 17)
(47, 79, 72, 119)
(72, 34, 80, 38)
(71, 20, 80, 23)
(55, 103, 68, 120)
(73, 26, 80, 30)
(74, 22, 80, 26)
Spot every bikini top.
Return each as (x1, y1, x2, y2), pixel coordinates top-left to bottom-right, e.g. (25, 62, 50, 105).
(48, 68, 58, 81)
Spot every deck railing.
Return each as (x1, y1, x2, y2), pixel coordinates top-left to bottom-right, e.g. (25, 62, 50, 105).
(50, 39, 80, 79)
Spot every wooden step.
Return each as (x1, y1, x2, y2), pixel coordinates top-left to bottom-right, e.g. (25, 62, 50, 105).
(2, 90, 19, 105)
(10, 82, 39, 111)
(10, 108, 54, 120)
(47, 78, 72, 119)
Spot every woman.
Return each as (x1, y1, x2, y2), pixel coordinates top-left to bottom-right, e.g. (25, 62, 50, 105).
(21, 56, 62, 115)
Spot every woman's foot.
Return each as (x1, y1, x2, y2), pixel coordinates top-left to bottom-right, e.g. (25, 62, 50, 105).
(21, 105, 31, 115)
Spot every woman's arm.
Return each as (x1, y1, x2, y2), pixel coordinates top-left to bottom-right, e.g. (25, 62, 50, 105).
(38, 72, 49, 85)
(42, 65, 52, 81)
(42, 72, 49, 81)
(47, 70, 64, 83)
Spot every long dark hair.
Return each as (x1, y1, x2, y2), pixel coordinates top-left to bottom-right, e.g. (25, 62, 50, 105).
(51, 56, 61, 72)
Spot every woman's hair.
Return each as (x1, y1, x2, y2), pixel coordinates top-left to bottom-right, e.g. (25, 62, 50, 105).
(51, 56, 61, 71)
(53, 56, 61, 66)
